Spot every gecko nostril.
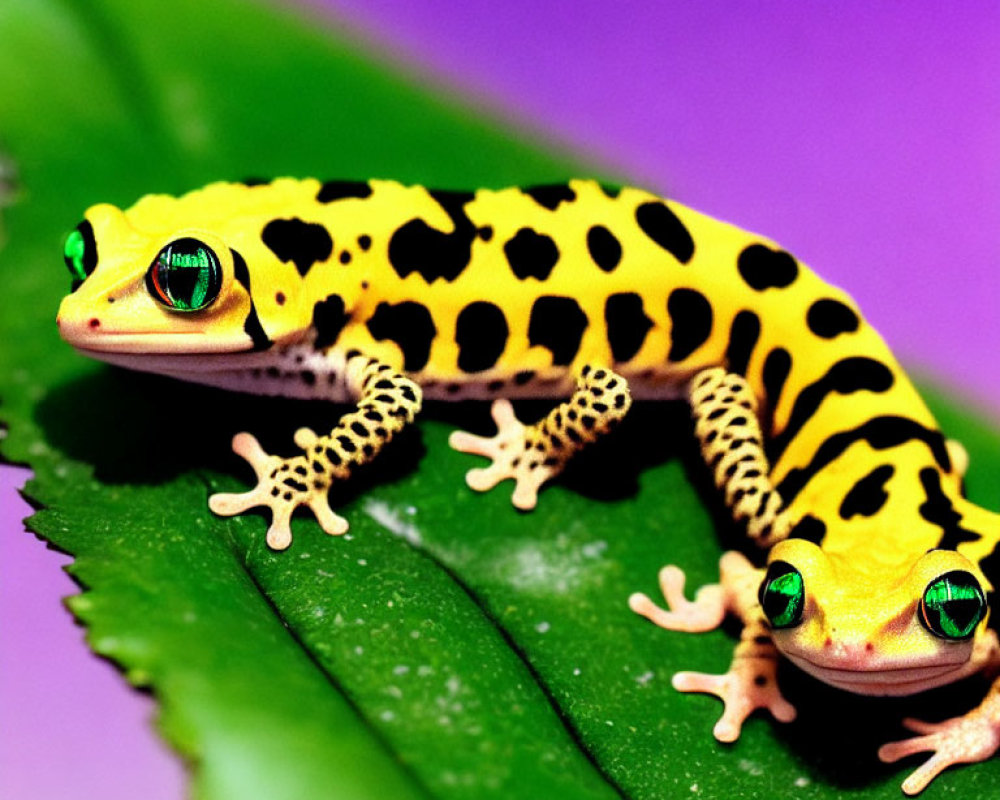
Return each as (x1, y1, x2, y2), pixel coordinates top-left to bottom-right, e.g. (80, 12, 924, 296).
(824, 637, 833, 648)
(89, 318, 100, 328)
(865, 642, 874, 652)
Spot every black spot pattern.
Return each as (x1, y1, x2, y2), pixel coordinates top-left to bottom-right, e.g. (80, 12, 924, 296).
(524, 184, 576, 210)
(770, 357, 895, 460)
(262, 218, 333, 277)
(666, 288, 712, 361)
(807, 298, 860, 339)
(918, 468, 979, 549)
(839, 465, 894, 520)
(777, 416, 951, 505)
(762, 348, 792, 416)
(455, 301, 509, 373)
(737, 244, 799, 291)
(725, 311, 761, 376)
(366, 301, 436, 372)
(230, 249, 271, 351)
(387, 190, 477, 283)
(317, 180, 372, 203)
(504, 227, 560, 280)
(605, 293, 653, 363)
(635, 201, 694, 264)
(528, 296, 588, 366)
(312, 294, 350, 350)
(789, 515, 827, 544)
(587, 225, 622, 272)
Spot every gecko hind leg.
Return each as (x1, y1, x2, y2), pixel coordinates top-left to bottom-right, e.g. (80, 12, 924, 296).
(450, 365, 631, 509)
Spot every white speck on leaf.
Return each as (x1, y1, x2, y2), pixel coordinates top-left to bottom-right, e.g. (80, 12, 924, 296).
(492, 529, 612, 595)
(362, 497, 423, 545)
(739, 759, 763, 777)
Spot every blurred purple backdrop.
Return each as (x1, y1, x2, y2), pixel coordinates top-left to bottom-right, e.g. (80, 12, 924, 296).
(3, 2, 997, 797)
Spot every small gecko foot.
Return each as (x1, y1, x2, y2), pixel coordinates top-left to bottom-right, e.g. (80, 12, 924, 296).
(673, 660, 797, 742)
(209, 431, 348, 549)
(628, 565, 726, 632)
(449, 398, 555, 510)
(878, 711, 1000, 795)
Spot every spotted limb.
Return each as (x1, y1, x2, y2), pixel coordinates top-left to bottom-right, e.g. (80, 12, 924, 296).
(450, 364, 632, 509)
(210, 354, 421, 548)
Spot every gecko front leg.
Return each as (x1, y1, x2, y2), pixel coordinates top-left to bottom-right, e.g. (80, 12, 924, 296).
(450, 364, 631, 509)
(209, 353, 421, 549)
(878, 639, 1000, 795)
(630, 551, 797, 741)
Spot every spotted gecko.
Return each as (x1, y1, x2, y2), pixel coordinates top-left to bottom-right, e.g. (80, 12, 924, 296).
(57, 177, 1000, 793)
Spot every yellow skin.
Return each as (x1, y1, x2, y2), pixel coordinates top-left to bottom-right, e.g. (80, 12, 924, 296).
(57, 178, 1000, 793)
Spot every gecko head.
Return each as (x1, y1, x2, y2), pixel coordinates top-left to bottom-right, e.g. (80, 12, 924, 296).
(56, 184, 313, 365)
(759, 538, 989, 696)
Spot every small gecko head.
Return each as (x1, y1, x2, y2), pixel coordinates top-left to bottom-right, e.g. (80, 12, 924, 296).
(760, 537, 990, 696)
(56, 181, 323, 367)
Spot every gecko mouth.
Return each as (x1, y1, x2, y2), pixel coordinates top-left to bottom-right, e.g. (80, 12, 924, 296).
(784, 652, 969, 696)
(70, 346, 275, 373)
(69, 344, 352, 402)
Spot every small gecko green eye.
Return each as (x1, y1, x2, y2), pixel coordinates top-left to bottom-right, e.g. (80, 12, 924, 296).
(146, 238, 222, 312)
(919, 571, 985, 640)
(759, 561, 805, 629)
(64, 220, 97, 289)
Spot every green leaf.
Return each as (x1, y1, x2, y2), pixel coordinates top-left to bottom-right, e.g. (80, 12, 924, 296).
(3, 1, 1000, 798)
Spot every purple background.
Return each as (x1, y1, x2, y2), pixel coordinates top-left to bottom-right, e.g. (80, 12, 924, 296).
(3, 2, 997, 796)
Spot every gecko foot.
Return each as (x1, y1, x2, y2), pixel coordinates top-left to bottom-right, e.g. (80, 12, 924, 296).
(673, 658, 797, 742)
(209, 431, 348, 549)
(878, 709, 1000, 795)
(449, 398, 555, 510)
(628, 565, 726, 632)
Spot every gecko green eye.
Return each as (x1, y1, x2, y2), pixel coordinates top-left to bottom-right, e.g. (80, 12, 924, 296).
(919, 571, 985, 640)
(64, 220, 97, 289)
(759, 561, 805, 629)
(146, 238, 222, 312)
